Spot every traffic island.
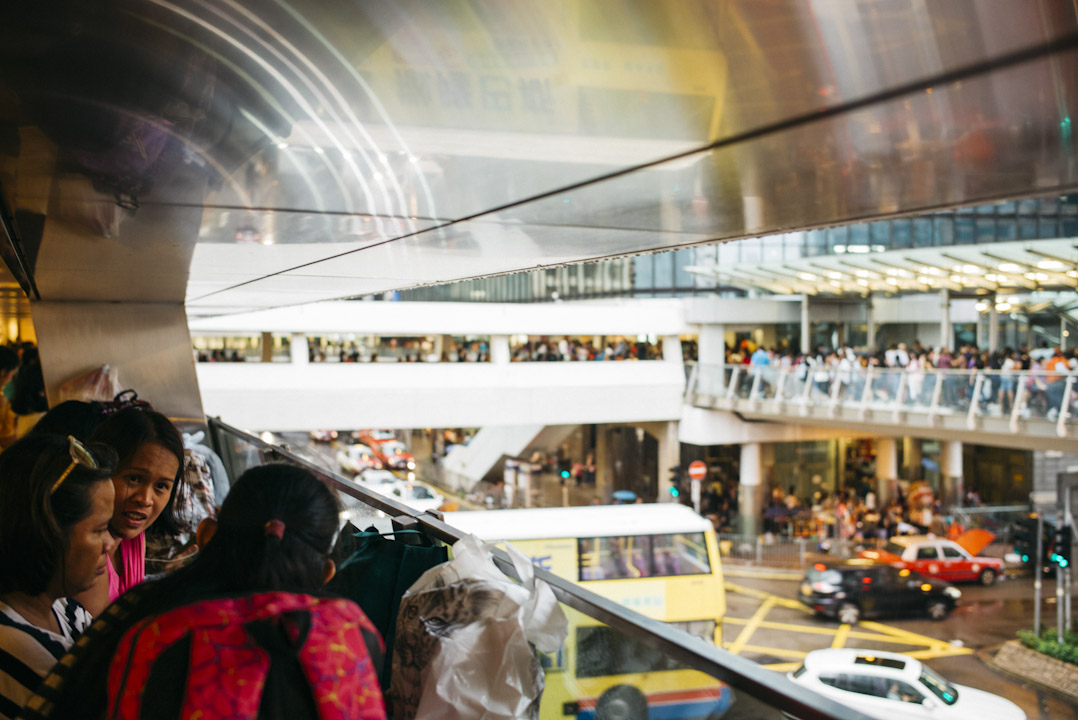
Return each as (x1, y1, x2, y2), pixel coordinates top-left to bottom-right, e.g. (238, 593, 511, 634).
(991, 639, 1078, 702)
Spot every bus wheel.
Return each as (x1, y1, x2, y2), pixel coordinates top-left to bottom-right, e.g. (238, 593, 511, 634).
(595, 685, 648, 720)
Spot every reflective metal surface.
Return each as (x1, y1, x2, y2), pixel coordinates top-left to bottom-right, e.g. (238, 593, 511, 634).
(1, 1, 1076, 314)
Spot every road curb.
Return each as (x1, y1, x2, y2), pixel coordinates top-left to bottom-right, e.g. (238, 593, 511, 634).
(978, 642, 1078, 705)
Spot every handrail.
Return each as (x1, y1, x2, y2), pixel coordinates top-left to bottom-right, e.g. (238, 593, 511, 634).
(206, 417, 872, 720)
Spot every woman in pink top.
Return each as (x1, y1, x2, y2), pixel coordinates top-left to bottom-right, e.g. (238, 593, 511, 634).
(79, 408, 186, 615)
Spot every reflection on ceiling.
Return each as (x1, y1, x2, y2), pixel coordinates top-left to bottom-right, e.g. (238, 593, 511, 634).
(0, 1, 1077, 316)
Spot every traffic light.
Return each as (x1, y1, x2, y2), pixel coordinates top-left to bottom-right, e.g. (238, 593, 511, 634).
(668, 466, 681, 498)
(1050, 526, 1072, 569)
(1013, 517, 1038, 565)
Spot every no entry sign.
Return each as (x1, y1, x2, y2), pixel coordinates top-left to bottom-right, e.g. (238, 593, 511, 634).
(687, 460, 707, 481)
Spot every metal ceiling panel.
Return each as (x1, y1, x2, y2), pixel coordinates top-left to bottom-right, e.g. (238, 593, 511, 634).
(0, 0, 1075, 312)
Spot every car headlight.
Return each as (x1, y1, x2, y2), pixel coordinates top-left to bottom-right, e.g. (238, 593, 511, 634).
(944, 587, 961, 599)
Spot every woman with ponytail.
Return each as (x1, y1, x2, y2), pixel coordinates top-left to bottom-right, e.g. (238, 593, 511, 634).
(20, 463, 386, 720)
(0, 434, 117, 719)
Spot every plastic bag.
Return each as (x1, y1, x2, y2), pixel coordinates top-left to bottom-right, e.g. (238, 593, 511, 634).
(56, 365, 121, 403)
(390, 534, 568, 720)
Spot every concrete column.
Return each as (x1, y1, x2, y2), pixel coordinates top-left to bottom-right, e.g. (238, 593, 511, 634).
(988, 301, 999, 353)
(1063, 316, 1068, 352)
(661, 335, 683, 364)
(698, 324, 726, 370)
(975, 311, 984, 351)
(866, 296, 876, 351)
(490, 334, 511, 364)
(939, 289, 951, 352)
(940, 440, 963, 509)
(260, 331, 274, 362)
(739, 443, 763, 536)
(876, 437, 899, 505)
(654, 421, 681, 502)
(595, 426, 613, 504)
(801, 295, 811, 354)
(903, 436, 922, 483)
(290, 333, 309, 365)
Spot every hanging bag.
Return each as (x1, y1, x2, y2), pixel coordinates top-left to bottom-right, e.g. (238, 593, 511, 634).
(390, 534, 568, 720)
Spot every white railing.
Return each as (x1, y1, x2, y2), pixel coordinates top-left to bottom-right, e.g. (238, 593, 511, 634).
(689, 364, 1076, 438)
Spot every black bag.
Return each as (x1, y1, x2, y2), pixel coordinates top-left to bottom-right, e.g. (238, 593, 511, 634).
(327, 525, 447, 690)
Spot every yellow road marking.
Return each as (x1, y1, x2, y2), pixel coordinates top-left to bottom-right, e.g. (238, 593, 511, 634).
(831, 623, 850, 648)
(723, 583, 974, 661)
(727, 597, 776, 655)
(724, 568, 802, 581)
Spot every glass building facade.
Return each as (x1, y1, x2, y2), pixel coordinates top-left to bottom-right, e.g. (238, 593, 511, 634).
(397, 194, 1078, 302)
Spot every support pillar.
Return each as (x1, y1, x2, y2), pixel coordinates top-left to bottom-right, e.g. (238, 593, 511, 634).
(939, 289, 951, 352)
(261, 331, 274, 363)
(876, 437, 899, 506)
(661, 335, 683, 364)
(595, 426, 613, 505)
(903, 436, 922, 483)
(490, 334, 511, 364)
(290, 333, 309, 365)
(988, 300, 999, 353)
(739, 443, 763, 536)
(801, 295, 811, 354)
(940, 440, 963, 509)
(653, 421, 681, 502)
(866, 296, 876, 351)
(699, 324, 726, 370)
(1063, 316, 1069, 352)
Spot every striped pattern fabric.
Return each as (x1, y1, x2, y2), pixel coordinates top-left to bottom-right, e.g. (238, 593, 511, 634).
(0, 600, 88, 720)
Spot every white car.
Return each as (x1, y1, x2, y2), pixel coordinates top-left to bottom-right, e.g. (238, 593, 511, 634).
(357, 468, 400, 494)
(788, 649, 1025, 720)
(386, 482, 444, 513)
(336, 444, 379, 474)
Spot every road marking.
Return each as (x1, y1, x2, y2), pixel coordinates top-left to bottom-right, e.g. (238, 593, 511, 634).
(726, 597, 776, 655)
(723, 582, 974, 663)
(831, 623, 850, 648)
(724, 567, 803, 581)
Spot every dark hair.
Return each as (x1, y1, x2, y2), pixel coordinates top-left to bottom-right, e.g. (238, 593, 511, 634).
(89, 408, 187, 535)
(11, 356, 47, 415)
(0, 346, 18, 374)
(0, 435, 117, 596)
(30, 400, 106, 441)
(190, 463, 340, 592)
(115, 463, 339, 610)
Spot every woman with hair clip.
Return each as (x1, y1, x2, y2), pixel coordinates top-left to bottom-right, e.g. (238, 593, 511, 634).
(20, 463, 386, 720)
(78, 408, 188, 616)
(0, 434, 116, 719)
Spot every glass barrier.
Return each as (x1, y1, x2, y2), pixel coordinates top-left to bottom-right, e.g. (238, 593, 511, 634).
(690, 365, 1077, 434)
(207, 418, 871, 720)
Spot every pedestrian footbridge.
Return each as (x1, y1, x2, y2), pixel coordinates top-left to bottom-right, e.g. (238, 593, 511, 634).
(686, 364, 1077, 451)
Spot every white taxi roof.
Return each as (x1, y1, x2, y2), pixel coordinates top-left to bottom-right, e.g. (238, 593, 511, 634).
(444, 503, 712, 541)
(804, 649, 923, 681)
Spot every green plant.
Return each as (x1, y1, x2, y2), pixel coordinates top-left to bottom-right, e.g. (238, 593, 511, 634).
(1017, 627, 1078, 666)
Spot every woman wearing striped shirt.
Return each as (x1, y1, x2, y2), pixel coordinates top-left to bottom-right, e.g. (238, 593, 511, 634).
(0, 434, 117, 719)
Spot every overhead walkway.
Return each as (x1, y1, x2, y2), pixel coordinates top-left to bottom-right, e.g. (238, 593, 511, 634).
(686, 364, 1076, 451)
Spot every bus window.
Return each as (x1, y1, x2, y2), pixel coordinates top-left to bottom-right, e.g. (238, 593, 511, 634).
(651, 533, 710, 577)
(576, 625, 683, 678)
(578, 536, 651, 580)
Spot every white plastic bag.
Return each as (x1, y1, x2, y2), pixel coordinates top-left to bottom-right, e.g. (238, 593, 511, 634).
(56, 364, 121, 403)
(391, 533, 568, 720)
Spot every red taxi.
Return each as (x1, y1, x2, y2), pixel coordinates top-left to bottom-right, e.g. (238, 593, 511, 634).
(372, 439, 415, 471)
(858, 530, 1003, 586)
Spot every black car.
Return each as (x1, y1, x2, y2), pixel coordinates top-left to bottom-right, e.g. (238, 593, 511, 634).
(799, 560, 961, 624)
